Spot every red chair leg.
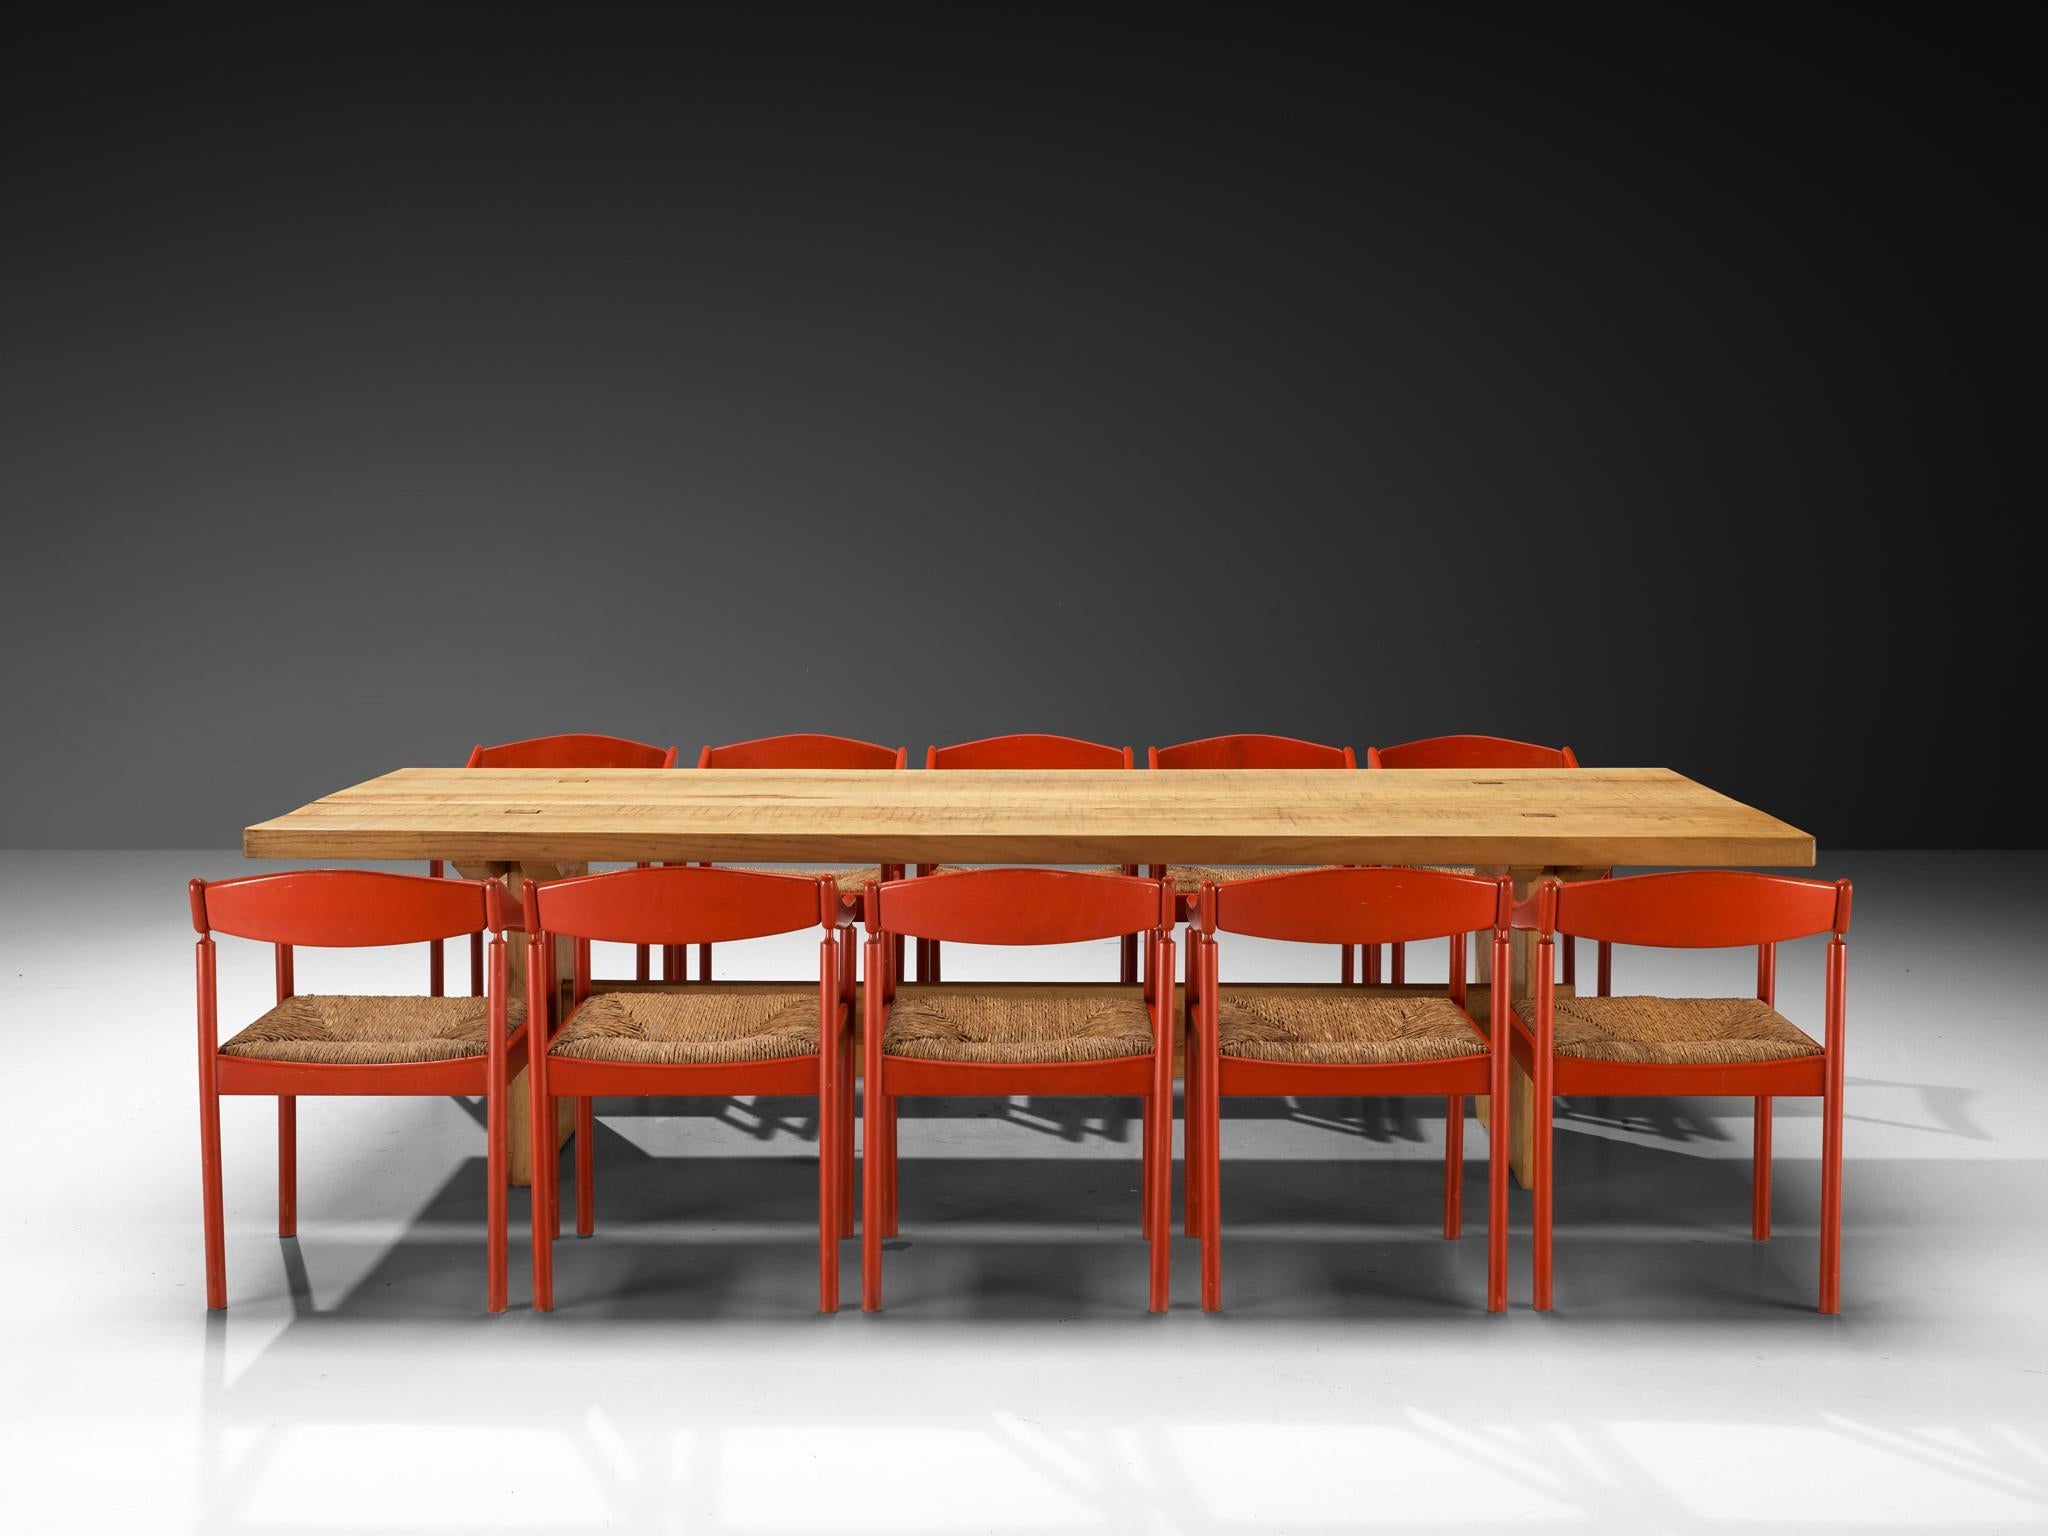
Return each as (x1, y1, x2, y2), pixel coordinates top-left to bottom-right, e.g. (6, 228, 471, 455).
(1183, 1018, 1204, 1238)
(575, 1098, 595, 1237)
(1147, 1035, 1172, 1305)
(698, 942, 712, 983)
(1561, 934, 1576, 988)
(1122, 933, 1138, 985)
(1390, 942, 1405, 984)
(530, 1040, 555, 1311)
(1364, 944, 1381, 985)
(839, 1027, 856, 1237)
(1341, 945, 1354, 984)
(469, 932, 483, 997)
(1141, 1097, 1155, 1240)
(1146, 933, 1172, 1312)
(1442, 1095, 1463, 1239)
(836, 905, 857, 1235)
(818, 1024, 839, 1313)
(1820, 954, 1846, 1313)
(1752, 1096, 1772, 1240)
(200, 1072, 226, 1310)
(277, 1096, 297, 1238)
(1596, 941, 1612, 997)
(881, 1094, 900, 1237)
(486, 1062, 508, 1313)
(1199, 936, 1223, 1312)
(1533, 1070, 1554, 1312)
(838, 932, 857, 1235)
(862, 1086, 883, 1314)
(1487, 1011, 1509, 1314)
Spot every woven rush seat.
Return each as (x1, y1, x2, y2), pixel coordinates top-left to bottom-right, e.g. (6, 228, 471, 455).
(1216, 987, 1485, 1064)
(220, 994, 526, 1065)
(1167, 864, 1331, 895)
(550, 985, 826, 1064)
(1524, 995, 1822, 1065)
(1171, 864, 1471, 894)
(930, 863, 1126, 876)
(723, 865, 879, 896)
(883, 984, 1155, 1064)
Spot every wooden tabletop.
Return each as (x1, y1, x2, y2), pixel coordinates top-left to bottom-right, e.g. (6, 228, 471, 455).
(243, 767, 1814, 868)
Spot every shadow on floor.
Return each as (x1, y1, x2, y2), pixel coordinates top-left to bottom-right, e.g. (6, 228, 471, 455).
(455, 1087, 1929, 1150)
(267, 1109, 1851, 1324)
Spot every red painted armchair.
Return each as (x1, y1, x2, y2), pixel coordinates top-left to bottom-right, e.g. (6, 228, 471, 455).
(1512, 870, 1852, 1312)
(191, 870, 525, 1311)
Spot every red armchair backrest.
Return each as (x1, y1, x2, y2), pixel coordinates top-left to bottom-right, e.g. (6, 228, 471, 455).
(1149, 734, 1355, 769)
(927, 734, 1132, 769)
(192, 870, 490, 946)
(1204, 866, 1512, 946)
(466, 734, 677, 769)
(1529, 871, 1852, 948)
(697, 734, 907, 769)
(525, 865, 834, 946)
(867, 869, 1171, 945)
(1367, 734, 1577, 770)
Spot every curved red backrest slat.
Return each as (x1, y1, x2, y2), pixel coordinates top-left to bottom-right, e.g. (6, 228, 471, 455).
(875, 869, 1169, 945)
(195, 870, 489, 945)
(1149, 734, 1355, 769)
(697, 734, 906, 769)
(1368, 734, 1576, 770)
(1554, 871, 1850, 947)
(467, 734, 678, 769)
(927, 734, 1132, 770)
(530, 865, 827, 944)
(1214, 866, 1509, 945)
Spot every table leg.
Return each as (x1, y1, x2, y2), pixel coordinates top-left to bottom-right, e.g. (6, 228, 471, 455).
(1473, 865, 1606, 1189)
(456, 860, 585, 1187)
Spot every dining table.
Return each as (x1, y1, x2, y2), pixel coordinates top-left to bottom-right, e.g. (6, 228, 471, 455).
(245, 766, 1815, 1187)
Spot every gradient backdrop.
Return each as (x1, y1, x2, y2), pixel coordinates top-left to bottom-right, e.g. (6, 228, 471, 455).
(2, 11, 2031, 848)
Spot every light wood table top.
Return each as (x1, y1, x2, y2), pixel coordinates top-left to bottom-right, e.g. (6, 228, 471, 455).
(244, 767, 1814, 868)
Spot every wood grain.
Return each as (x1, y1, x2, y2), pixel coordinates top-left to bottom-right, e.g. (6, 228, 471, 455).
(245, 768, 1814, 868)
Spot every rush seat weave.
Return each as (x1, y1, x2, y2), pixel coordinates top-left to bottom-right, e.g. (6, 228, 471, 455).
(549, 985, 824, 1064)
(1167, 864, 1322, 895)
(220, 994, 525, 1066)
(882, 984, 1156, 1064)
(1531, 994, 1823, 1065)
(725, 865, 879, 896)
(931, 863, 1126, 876)
(1172, 864, 1470, 894)
(1216, 988, 1487, 1064)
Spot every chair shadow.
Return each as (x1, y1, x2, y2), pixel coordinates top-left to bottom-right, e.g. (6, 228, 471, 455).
(462, 1073, 1991, 1155)
(298, 1107, 1842, 1323)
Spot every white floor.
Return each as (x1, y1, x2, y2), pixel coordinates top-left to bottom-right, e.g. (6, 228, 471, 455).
(2, 850, 2044, 1534)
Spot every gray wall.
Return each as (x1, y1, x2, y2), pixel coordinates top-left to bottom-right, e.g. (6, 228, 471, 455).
(2, 13, 2031, 849)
